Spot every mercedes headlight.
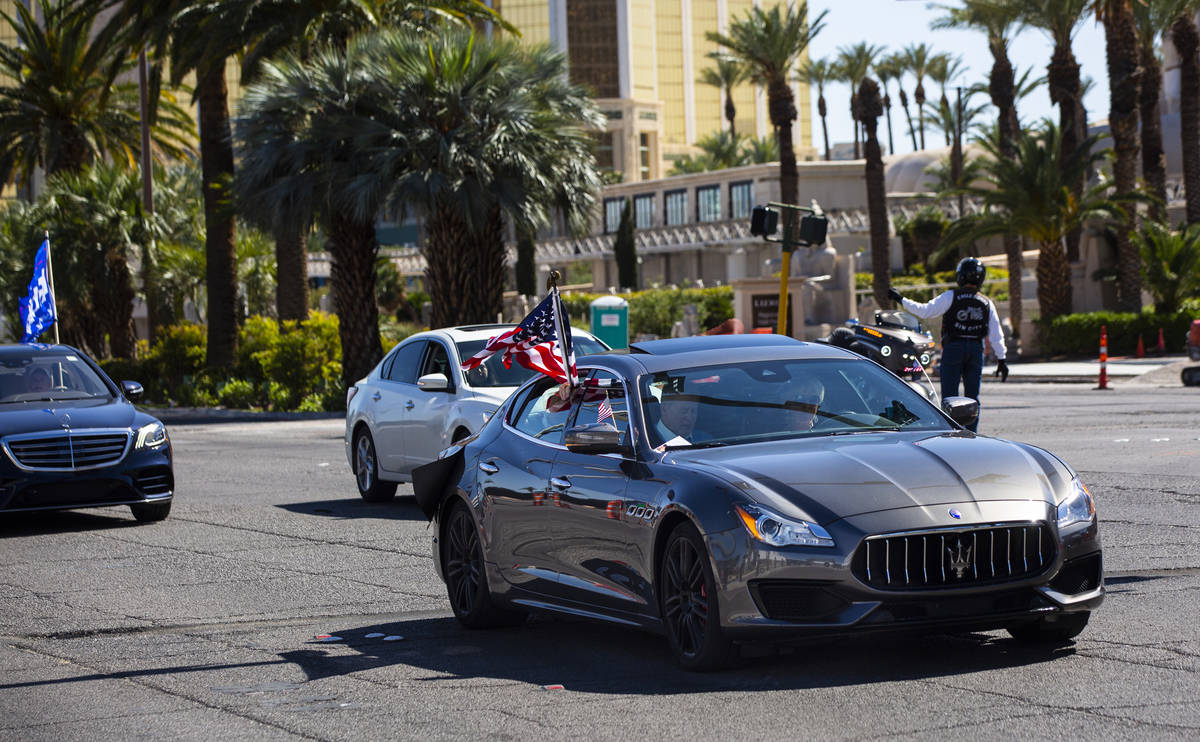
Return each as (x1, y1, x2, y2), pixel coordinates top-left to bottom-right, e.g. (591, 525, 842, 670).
(735, 503, 835, 547)
(135, 421, 168, 449)
(1057, 478, 1095, 529)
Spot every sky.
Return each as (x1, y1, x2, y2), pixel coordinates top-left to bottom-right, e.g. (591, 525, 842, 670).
(805, 0, 1111, 157)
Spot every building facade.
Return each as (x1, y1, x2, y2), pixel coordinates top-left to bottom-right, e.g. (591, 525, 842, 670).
(490, 0, 815, 181)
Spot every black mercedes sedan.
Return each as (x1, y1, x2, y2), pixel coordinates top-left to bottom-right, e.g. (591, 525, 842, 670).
(413, 334, 1103, 670)
(0, 344, 173, 521)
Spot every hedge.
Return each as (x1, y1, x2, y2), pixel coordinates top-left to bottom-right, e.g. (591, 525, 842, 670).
(561, 286, 733, 338)
(1036, 310, 1196, 357)
(855, 269, 1010, 303)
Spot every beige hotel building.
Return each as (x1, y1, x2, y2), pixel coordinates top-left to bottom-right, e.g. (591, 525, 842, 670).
(489, 1, 816, 182)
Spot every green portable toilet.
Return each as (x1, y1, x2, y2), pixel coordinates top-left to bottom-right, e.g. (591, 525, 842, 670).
(590, 295, 629, 349)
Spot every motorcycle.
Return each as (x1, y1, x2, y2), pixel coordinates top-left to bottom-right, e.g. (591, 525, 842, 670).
(819, 310, 940, 388)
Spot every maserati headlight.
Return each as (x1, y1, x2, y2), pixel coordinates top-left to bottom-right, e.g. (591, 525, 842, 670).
(1057, 478, 1095, 529)
(735, 503, 835, 547)
(135, 421, 168, 449)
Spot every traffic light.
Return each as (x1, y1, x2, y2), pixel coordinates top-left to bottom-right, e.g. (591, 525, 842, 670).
(750, 205, 778, 236)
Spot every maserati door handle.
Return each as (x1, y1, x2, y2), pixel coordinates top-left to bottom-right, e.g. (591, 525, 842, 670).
(478, 461, 499, 475)
(405, 400, 415, 410)
(372, 391, 381, 401)
(550, 476, 571, 490)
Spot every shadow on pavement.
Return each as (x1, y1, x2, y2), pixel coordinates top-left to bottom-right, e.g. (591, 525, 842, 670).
(0, 508, 140, 537)
(278, 614, 1072, 694)
(276, 496, 427, 522)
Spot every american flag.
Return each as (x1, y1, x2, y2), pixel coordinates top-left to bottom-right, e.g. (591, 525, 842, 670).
(596, 396, 614, 424)
(460, 291, 576, 384)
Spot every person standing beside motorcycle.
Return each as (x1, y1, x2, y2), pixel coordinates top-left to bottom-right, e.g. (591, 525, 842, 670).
(887, 258, 1008, 432)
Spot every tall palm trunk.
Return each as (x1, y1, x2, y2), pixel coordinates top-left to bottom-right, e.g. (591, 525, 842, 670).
(1048, 42, 1084, 263)
(987, 37, 1023, 355)
(197, 62, 238, 369)
(1036, 237, 1072, 319)
(424, 199, 474, 328)
(767, 77, 798, 209)
(724, 91, 737, 137)
(275, 222, 310, 322)
(882, 90, 895, 155)
(899, 87, 918, 150)
(329, 213, 382, 390)
(850, 92, 861, 159)
(463, 206, 508, 325)
(914, 81, 927, 149)
(1139, 40, 1167, 225)
(1104, 0, 1143, 312)
(817, 92, 831, 160)
(1172, 13, 1200, 224)
(857, 78, 890, 309)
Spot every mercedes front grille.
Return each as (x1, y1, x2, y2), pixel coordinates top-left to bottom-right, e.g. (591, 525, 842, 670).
(3, 430, 132, 471)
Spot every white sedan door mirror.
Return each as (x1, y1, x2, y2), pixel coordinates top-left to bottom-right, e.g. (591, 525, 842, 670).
(417, 373, 449, 392)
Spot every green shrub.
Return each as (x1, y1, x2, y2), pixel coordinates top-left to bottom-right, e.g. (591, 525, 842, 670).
(856, 268, 1009, 304)
(251, 311, 342, 410)
(561, 286, 734, 339)
(1037, 310, 1196, 356)
(235, 315, 281, 383)
(217, 378, 259, 409)
(149, 322, 206, 390)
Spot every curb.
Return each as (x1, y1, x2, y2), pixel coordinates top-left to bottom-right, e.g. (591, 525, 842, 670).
(141, 407, 343, 425)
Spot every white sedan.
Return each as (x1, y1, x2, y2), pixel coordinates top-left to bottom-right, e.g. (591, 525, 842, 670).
(345, 324, 607, 500)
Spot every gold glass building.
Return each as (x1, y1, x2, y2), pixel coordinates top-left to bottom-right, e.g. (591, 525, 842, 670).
(490, 1, 814, 181)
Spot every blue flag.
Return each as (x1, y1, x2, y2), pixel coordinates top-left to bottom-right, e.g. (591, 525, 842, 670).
(18, 238, 56, 343)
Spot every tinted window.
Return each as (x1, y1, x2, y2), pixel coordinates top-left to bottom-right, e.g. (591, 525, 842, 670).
(634, 194, 655, 229)
(730, 181, 753, 219)
(665, 189, 687, 226)
(510, 377, 572, 445)
(697, 184, 721, 222)
(0, 350, 112, 403)
(457, 334, 607, 388)
(569, 370, 631, 446)
(385, 341, 426, 384)
(640, 358, 951, 449)
(420, 341, 454, 387)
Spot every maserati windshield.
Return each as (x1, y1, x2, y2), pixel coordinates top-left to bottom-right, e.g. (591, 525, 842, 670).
(640, 358, 951, 449)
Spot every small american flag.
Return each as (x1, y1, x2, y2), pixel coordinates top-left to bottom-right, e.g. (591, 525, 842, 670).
(460, 291, 576, 384)
(596, 396, 614, 424)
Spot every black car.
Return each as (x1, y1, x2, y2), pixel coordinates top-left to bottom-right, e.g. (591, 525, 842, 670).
(414, 335, 1103, 670)
(0, 344, 173, 521)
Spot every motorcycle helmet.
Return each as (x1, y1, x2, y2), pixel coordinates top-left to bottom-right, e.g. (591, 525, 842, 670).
(956, 257, 986, 288)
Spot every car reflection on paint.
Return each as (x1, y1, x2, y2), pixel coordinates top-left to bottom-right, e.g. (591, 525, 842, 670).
(0, 344, 173, 521)
(413, 335, 1103, 670)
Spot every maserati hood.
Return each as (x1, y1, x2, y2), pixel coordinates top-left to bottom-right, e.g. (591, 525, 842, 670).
(668, 431, 1073, 524)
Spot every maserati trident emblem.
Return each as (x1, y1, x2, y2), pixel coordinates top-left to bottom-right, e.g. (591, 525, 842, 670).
(947, 538, 973, 579)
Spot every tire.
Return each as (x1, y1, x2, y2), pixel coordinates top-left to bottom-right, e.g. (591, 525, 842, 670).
(443, 500, 524, 629)
(130, 500, 171, 522)
(658, 522, 736, 671)
(1007, 612, 1090, 644)
(1181, 366, 1200, 387)
(830, 328, 856, 348)
(354, 429, 397, 502)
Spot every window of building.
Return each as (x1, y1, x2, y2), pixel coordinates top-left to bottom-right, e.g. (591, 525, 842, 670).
(604, 198, 625, 234)
(665, 189, 688, 226)
(697, 185, 721, 222)
(634, 194, 655, 229)
(639, 132, 652, 181)
(592, 131, 615, 175)
(730, 181, 754, 220)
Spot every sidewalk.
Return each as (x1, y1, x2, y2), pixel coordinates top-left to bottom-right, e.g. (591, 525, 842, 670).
(979, 354, 1193, 385)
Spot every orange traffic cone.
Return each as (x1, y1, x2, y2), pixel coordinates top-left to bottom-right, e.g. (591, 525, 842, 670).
(1136, 334, 1145, 358)
(1157, 327, 1166, 355)
(1096, 325, 1110, 390)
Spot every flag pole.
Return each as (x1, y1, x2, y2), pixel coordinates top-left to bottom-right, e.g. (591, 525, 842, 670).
(44, 231, 59, 344)
(547, 269, 573, 393)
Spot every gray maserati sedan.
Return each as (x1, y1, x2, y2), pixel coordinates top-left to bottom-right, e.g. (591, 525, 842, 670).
(413, 335, 1103, 670)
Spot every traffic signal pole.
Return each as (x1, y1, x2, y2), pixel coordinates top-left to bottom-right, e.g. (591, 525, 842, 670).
(750, 202, 828, 337)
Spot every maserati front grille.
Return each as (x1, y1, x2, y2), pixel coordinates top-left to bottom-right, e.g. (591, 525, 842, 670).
(3, 430, 131, 471)
(853, 523, 1055, 590)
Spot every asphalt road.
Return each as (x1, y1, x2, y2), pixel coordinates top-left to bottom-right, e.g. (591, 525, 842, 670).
(2, 383, 1198, 741)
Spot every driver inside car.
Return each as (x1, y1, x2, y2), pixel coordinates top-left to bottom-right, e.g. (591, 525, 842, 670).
(25, 367, 51, 394)
(780, 376, 825, 432)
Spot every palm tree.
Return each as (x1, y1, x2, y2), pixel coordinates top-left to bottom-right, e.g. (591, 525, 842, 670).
(933, 0, 1027, 353)
(1170, 6, 1200, 224)
(900, 43, 934, 149)
(873, 54, 902, 155)
(886, 51, 919, 151)
(926, 52, 966, 145)
(924, 94, 989, 147)
(743, 135, 779, 163)
(0, 0, 195, 187)
(1096, 0, 1146, 311)
(1134, 221, 1200, 312)
(797, 57, 836, 160)
(836, 42, 884, 160)
(856, 77, 890, 309)
(945, 122, 1127, 319)
(707, 2, 827, 211)
(698, 52, 750, 137)
(1131, 1, 1183, 224)
(1015, 0, 1090, 263)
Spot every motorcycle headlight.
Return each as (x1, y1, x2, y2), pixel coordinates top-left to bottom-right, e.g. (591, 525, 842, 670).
(879, 345, 892, 357)
(1057, 478, 1095, 530)
(135, 421, 168, 449)
(734, 504, 835, 548)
